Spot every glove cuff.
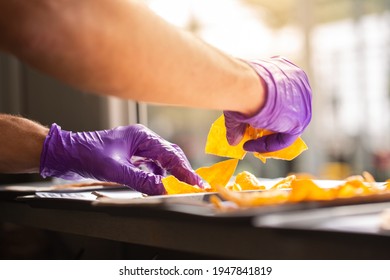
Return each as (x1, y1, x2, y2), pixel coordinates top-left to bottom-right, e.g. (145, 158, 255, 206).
(40, 123, 59, 178)
(39, 123, 82, 180)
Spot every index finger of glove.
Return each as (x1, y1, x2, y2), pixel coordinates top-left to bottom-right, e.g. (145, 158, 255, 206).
(136, 137, 204, 188)
(118, 163, 166, 195)
(170, 143, 205, 187)
(243, 133, 299, 153)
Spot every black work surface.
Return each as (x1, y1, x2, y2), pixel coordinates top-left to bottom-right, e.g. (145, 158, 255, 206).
(2, 182, 390, 259)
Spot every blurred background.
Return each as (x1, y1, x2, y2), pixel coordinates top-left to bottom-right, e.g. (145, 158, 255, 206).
(1, 0, 389, 183)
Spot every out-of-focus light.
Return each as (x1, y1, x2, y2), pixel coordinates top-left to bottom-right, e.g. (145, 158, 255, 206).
(147, 0, 277, 58)
(147, 0, 192, 27)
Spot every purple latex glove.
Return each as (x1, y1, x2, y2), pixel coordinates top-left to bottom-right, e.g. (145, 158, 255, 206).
(40, 124, 203, 195)
(224, 56, 312, 152)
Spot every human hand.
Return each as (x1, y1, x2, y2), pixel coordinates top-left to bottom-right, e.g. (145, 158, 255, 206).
(39, 124, 203, 195)
(224, 56, 312, 152)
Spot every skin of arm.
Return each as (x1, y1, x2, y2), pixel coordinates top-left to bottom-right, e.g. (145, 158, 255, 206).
(0, 114, 49, 173)
(0, 0, 265, 117)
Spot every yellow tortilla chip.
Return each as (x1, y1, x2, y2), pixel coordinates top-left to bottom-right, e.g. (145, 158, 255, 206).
(362, 171, 375, 183)
(162, 159, 238, 195)
(205, 115, 251, 159)
(288, 179, 334, 202)
(195, 159, 239, 192)
(336, 183, 362, 198)
(205, 115, 307, 163)
(216, 172, 390, 208)
(162, 175, 204, 195)
(217, 186, 289, 207)
(234, 171, 265, 191)
(385, 179, 390, 190)
(337, 179, 373, 197)
(270, 175, 296, 189)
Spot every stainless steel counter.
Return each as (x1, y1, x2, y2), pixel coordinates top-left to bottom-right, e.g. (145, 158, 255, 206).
(1, 181, 390, 259)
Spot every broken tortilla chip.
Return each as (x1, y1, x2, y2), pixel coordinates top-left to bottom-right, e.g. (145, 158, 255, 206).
(270, 175, 296, 189)
(216, 171, 390, 209)
(217, 186, 289, 207)
(195, 159, 239, 192)
(162, 175, 204, 195)
(162, 159, 238, 195)
(288, 179, 335, 202)
(205, 115, 251, 159)
(234, 171, 265, 191)
(205, 115, 307, 163)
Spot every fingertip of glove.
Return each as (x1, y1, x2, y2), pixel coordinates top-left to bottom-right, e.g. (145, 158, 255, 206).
(244, 133, 299, 153)
(243, 139, 268, 153)
(179, 172, 205, 189)
(195, 175, 206, 189)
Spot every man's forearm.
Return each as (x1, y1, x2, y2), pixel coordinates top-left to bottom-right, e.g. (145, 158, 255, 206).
(0, 114, 49, 173)
(0, 0, 265, 117)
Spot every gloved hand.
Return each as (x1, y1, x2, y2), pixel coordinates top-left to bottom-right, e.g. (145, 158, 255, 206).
(39, 124, 203, 195)
(224, 56, 312, 152)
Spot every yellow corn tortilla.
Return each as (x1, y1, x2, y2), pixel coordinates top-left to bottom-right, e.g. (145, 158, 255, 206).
(205, 115, 307, 163)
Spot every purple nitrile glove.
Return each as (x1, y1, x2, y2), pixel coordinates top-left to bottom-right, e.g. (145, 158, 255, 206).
(224, 56, 312, 153)
(40, 124, 203, 195)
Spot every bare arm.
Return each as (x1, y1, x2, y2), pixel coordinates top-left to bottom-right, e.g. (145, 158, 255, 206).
(0, 114, 49, 173)
(0, 0, 265, 117)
